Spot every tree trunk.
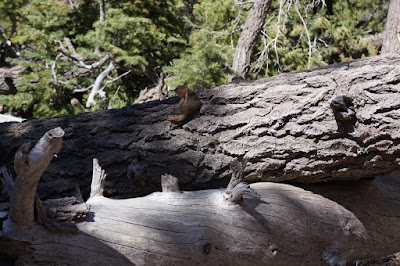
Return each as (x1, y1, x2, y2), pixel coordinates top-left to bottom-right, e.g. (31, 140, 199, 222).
(381, 0, 400, 54)
(1, 175, 400, 265)
(1, 141, 400, 265)
(231, 0, 272, 79)
(1, 54, 400, 201)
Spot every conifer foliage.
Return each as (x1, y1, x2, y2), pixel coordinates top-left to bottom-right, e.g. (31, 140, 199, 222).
(0, 0, 389, 118)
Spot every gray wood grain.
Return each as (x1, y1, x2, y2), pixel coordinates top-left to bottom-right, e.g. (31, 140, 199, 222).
(1, 176, 399, 265)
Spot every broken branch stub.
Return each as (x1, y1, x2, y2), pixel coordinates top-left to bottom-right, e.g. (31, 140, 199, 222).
(226, 157, 248, 194)
(161, 174, 180, 192)
(90, 158, 106, 198)
(9, 127, 64, 227)
(226, 182, 261, 202)
(224, 158, 260, 202)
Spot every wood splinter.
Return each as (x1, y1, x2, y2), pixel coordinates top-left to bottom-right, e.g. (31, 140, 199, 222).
(161, 174, 180, 192)
(89, 158, 107, 198)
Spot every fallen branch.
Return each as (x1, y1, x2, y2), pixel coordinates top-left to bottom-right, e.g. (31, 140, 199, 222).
(86, 62, 115, 107)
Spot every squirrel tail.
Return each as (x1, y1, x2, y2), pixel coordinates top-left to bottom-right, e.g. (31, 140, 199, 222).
(167, 114, 186, 122)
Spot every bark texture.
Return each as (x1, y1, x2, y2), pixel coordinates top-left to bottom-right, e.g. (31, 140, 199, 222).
(381, 0, 400, 54)
(231, 0, 272, 79)
(1, 54, 400, 200)
(1, 176, 399, 265)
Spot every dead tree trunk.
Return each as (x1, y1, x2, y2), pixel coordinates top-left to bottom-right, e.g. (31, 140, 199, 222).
(231, 0, 272, 79)
(1, 54, 400, 201)
(1, 138, 399, 265)
(381, 0, 400, 54)
(2, 178, 400, 265)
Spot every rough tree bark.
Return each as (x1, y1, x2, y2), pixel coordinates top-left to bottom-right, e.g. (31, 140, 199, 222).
(231, 0, 272, 79)
(1, 54, 400, 201)
(381, 0, 400, 54)
(1, 138, 399, 265)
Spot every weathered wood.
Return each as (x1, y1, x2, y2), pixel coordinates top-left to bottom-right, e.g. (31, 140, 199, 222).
(161, 174, 180, 192)
(9, 128, 64, 227)
(1, 54, 400, 200)
(226, 157, 247, 194)
(1, 176, 399, 265)
(381, 0, 400, 54)
(90, 158, 107, 198)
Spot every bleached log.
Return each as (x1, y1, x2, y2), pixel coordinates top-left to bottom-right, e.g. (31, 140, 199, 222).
(0, 176, 399, 265)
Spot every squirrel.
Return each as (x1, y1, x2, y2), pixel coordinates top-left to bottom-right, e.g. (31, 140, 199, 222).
(167, 83, 202, 122)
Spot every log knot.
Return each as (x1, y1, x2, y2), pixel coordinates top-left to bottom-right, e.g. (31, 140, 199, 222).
(202, 242, 212, 255)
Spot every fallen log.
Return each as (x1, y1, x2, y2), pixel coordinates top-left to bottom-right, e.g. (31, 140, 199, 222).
(0, 132, 399, 265)
(1, 54, 400, 200)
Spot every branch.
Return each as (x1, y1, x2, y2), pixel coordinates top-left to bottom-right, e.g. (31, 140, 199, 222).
(64, 0, 79, 10)
(9, 128, 64, 227)
(99, 70, 130, 93)
(86, 62, 115, 107)
(99, 0, 105, 22)
(73, 84, 93, 93)
(54, 39, 110, 70)
(225, 157, 247, 194)
(231, 0, 272, 79)
(51, 54, 62, 88)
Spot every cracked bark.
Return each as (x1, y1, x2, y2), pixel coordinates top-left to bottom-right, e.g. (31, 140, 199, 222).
(1, 54, 400, 201)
